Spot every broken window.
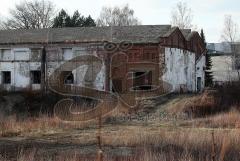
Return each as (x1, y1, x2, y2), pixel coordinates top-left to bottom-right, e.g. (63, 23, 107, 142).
(235, 56, 240, 70)
(14, 49, 30, 61)
(30, 71, 41, 84)
(47, 48, 59, 61)
(2, 71, 11, 84)
(1, 49, 12, 61)
(132, 71, 152, 90)
(62, 48, 73, 60)
(31, 49, 41, 61)
(61, 71, 74, 84)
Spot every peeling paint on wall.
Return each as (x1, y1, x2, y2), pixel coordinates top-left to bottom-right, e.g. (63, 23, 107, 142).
(45, 46, 106, 91)
(162, 47, 204, 92)
(196, 55, 205, 92)
(0, 48, 42, 91)
(0, 44, 205, 93)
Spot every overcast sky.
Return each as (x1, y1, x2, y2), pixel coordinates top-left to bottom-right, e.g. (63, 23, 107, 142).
(0, 0, 239, 43)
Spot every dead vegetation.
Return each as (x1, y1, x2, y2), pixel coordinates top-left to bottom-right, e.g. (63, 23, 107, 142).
(168, 82, 240, 119)
(187, 108, 240, 128)
(1, 83, 240, 160)
(0, 115, 60, 137)
(167, 90, 219, 118)
(0, 115, 97, 137)
(0, 126, 240, 161)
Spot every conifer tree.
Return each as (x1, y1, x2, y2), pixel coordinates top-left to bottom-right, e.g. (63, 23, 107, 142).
(201, 29, 213, 86)
(53, 10, 96, 28)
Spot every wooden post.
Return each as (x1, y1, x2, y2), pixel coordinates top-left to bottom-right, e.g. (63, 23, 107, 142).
(211, 131, 216, 161)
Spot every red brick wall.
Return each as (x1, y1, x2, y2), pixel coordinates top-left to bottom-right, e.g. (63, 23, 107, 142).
(111, 44, 164, 92)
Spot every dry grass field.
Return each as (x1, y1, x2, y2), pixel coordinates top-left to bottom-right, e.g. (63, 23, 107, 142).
(0, 83, 240, 161)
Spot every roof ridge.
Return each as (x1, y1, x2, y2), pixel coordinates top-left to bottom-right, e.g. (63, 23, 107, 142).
(0, 25, 173, 44)
(0, 25, 172, 32)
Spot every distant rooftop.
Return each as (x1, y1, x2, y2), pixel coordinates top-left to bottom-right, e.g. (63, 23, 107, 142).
(207, 42, 232, 55)
(207, 42, 240, 55)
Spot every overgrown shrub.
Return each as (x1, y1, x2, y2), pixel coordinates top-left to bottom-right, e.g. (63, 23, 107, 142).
(169, 81, 240, 118)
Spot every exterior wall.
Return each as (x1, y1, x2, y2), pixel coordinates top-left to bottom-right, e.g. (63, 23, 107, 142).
(0, 62, 14, 91)
(196, 55, 205, 92)
(0, 42, 205, 93)
(161, 28, 205, 58)
(45, 44, 106, 91)
(160, 28, 206, 92)
(0, 48, 42, 91)
(162, 47, 196, 92)
(110, 44, 162, 92)
(0, 43, 106, 92)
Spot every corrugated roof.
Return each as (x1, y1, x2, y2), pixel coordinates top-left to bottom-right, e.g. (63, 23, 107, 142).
(0, 25, 173, 44)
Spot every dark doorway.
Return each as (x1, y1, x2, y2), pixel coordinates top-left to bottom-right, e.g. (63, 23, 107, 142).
(133, 71, 152, 90)
(112, 79, 122, 92)
(2, 71, 11, 84)
(197, 77, 201, 92)
(30, 71, 41, 84)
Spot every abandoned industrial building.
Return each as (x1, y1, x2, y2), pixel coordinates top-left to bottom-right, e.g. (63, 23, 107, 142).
(0, 25, 206, 94)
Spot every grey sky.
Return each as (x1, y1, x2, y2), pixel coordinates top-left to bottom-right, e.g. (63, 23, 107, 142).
(0, 0, 239, 42)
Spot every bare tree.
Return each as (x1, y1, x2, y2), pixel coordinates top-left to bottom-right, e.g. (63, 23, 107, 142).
(0, 14, 5, 30)
(0, 20, 4, 30)
(4, 0, 56, 29)
(221, 15, 238, 43)
(97, 4, 141, 26)
(221, 15, 240, 80)
(171, 1, 193, 29)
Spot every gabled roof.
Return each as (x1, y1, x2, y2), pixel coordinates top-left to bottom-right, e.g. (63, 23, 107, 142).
(186, 31, 199, 41)
(0, 25, 173, 45)
(162, 27, 178, 37)
(181, 29, 192, 39)
(162, 26, 191, 38)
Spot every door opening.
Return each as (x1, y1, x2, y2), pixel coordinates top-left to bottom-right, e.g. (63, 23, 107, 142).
(197, 77, 201, 92)
(112, 79, 122, 93)
(132, 71, 152, 90)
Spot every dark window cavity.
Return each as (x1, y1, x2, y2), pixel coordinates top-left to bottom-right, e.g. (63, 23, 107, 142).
(64, 72, 74, 84)
(2, 71, 11, 84)
(31, 71, 41, 84)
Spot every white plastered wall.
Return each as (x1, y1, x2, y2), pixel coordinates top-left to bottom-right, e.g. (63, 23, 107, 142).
(0, 48, 41, 91)
(46, 47, 105, 91)
(162, 47, 200, 92)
